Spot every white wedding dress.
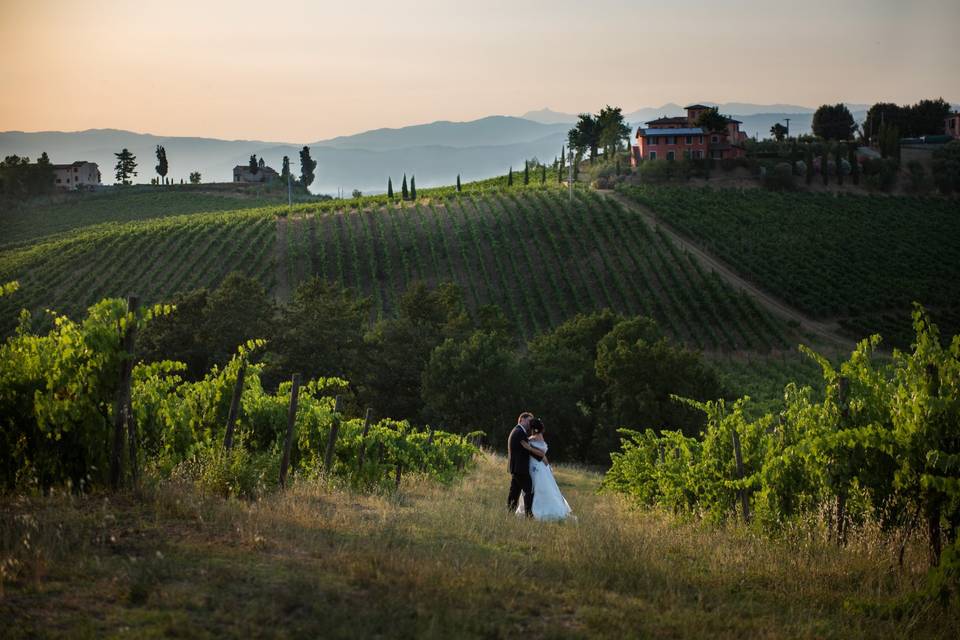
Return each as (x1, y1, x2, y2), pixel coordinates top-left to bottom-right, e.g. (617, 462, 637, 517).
(515, 439, 573, 521)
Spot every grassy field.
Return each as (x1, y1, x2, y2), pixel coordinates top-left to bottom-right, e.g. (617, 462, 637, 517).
(618, 184, 960, 347)
(2, 452, 952, 639)
(0, 187, 801, 352)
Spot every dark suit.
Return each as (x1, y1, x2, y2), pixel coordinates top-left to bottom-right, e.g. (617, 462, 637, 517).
(507, 424, 542, 516)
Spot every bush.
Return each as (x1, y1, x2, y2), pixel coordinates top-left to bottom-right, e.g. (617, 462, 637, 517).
(863, 158, 899, 192)
(932, 140, 960, 195)
(179, 439, 279, 499)
(906, 160, 933, 194)
(794, 160, 806, 176)
(764, 162, 795, 191)
(720, 158, 738, 172)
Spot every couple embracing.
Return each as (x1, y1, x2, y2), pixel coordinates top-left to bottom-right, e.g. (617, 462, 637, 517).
(507, 412, 573, 521)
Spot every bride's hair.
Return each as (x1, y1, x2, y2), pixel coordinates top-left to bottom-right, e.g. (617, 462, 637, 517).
(529, 417, 544, 434)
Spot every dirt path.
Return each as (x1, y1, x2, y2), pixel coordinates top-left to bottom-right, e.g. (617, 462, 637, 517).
(597, 189, 854, 349)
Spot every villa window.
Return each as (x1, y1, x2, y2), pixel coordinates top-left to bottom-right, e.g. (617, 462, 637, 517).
(649, 138, 657, 146)
(699, 135, 704, 144)
(649, 151, 657, 160)
(667, 151, 675, 161)
(711, 135, 719, 143)
(685, 136, 692, 145)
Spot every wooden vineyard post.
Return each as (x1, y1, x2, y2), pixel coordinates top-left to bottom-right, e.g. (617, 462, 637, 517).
(395, 461, 402, 489)
(731, 428, 750, 523)
(926, 364, 942, 567)
(111, 295, 139, 491)
(356, 407, 374, 470)
(836, 376, 849, 546)
(223, 358, 247, 451)
(279, 374, 301, 489)
(324, 395, 343, 473)
(457, 434, 467, 471)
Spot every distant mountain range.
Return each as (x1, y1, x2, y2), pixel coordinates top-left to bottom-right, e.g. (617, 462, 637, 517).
(3, 101, 955, 196)
(0, 117, 569, 196)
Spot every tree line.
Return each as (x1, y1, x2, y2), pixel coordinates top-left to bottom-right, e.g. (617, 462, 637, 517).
(135, 274, 723, 465)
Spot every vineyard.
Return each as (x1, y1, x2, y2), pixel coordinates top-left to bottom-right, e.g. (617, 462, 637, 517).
(0, 187, 293, 249)
(617, 184, 960, 346)
(0, 186, 799, 352)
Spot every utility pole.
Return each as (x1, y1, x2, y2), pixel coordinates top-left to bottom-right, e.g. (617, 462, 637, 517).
(567, 148, 574, 202)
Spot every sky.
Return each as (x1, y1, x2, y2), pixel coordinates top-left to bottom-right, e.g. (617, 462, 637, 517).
(1, 0, 958, 142)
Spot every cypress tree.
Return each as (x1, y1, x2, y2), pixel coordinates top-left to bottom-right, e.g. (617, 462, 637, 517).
(402, 173, 409, 200)
(835, 145, 844, 186)
(456, 174, 461, 192)
(805, 146, 814, 185)
(387, 177, 394, 198)
(541, 164, 546, 184)
(559, 147, 565, 183)
(410, 175, 417, 200)
(523, 161, 529, 185)
(821, 145, 829, 186)
(849, 146, 860, 186)
(508, 167, 513, 187)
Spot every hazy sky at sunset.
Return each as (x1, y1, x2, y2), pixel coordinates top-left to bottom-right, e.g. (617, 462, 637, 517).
(1, 0, 957, 142)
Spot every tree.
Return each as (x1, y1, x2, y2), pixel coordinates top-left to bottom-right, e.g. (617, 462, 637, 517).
(932, 140, 960, 195)
(197, 272, 274, 369)
(137, 288, 211, 379)
(849, 146, 860, 186)
(387, 177, 394, 198)
(523, 161, 529, 185)
(541, 164, 546, 184)
(249, 154, 259, 174)
(270, 278, 371, 386)
(907, 98, 952, 137)
(864, 102, 905, 144)
(410, 175, 417, 200)
(281, 155, 291, 180)
(401, 173, 409, 200)
(812, 103, 856, 140)
(770, 123, 788, 142)
(695, 107, 730, 133)
(507, 166, 513, 186)
(596, 105, 631, 157)
(189, 171, 201, 184)
(352, 189, 362, 198)
(805, 146, 814, 185)
(421, 330, 521, 437)
(835, 145, 845, 186)
(155, 145, 168, 184)
(362, 282, 469, 422)
(558, 146, 565, 183)
(0, 154, 54, 198)
(568, 113, 600, 162)
(114, 148, 137, 185)
(821, 145, 830, 185)
(456, 174, 461, 192)
(594, 316, 722, 455)
(299, 146, 317, 188)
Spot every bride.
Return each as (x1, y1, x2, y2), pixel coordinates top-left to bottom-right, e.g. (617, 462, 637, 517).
(516, 418, 573, 521)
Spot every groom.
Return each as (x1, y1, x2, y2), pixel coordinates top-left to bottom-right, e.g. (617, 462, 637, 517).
(507, 412, 547, 517)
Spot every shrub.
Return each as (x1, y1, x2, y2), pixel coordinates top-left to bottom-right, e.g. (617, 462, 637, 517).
(720, 158, 738, 172)
(932, 140, 960, 195)
(906, 160, 932, 194)
(764, 162, 795, 191)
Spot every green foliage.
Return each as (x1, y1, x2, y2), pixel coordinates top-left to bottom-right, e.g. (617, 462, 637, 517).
(604, 307, 960, 582)
(770, 123, 788, 141)
(401, 173, 409, 199)
(114, 148, 138, 185)
(616, 184, 960, 346)
(695, 108, 730, 134)
(0, 153, 55, 199)
(387, 177, 393, 198)
(812, 104, 856, 140)
(932, 140, 960, 195)
(189, 171, 201, 184)
(865, 98, 953, 142)
(155, 145, 168, 183)
(299, 146, 317, 188)
(410, 175, 416, 200)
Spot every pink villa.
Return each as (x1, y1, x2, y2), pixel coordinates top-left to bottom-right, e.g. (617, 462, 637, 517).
(946, 112, 960, 139)
(630, 104, 748, 167)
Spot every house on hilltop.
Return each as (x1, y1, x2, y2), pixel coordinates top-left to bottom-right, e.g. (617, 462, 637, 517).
(233, 157, 279, 183)
(53, 161, 100, 189)
(946, 112, 960, 139)
(630, 104, 748, 166)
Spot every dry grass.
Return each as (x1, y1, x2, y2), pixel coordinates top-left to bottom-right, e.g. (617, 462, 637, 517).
(1, 453, 955, 639)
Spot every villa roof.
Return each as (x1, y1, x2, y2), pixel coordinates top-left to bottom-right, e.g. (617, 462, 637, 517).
(644, 116, 689, 126)
(639, 127, 705, 137)
(684, 104, 712, 110)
